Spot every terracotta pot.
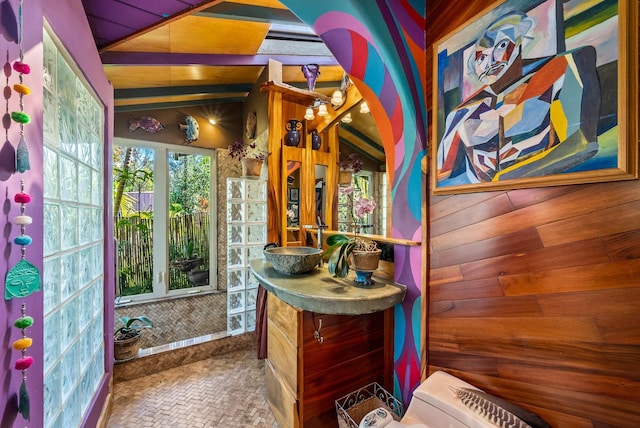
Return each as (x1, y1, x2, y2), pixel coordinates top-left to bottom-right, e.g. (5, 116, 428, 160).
(339, 170, 353, 186)
(349, 249, 382, 271)
(114, 331, 142, 362)
(241, 158, 263, 178)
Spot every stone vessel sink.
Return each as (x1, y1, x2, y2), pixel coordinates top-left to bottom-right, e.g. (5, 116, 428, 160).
(263, 246, 323, 275)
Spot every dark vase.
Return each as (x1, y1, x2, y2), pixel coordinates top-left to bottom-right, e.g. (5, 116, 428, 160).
(285, 119, 302, 146)
(311, 129, 321, 150)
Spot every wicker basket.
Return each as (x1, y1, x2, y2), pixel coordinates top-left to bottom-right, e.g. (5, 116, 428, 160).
(335, 383, 404, 428)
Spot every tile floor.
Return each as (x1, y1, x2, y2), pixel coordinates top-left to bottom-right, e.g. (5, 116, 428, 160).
(108, 348, 278, 427)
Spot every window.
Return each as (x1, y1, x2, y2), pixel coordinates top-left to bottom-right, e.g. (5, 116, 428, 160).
(338, 172, 374, 233)
(113, 139, 217, 302)
(42, 26, 105, 428)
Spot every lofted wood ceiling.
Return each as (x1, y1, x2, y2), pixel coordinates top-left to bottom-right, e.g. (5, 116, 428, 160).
(81, 0, 385, 166)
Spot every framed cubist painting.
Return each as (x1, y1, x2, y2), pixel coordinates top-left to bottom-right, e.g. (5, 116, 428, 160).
(432, 0, 638, 194)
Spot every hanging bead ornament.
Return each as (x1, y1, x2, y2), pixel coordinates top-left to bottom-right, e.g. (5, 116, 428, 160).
(13, 304, 33, 421)
(12, 0, 31, 173)
(5, 180, 40, 300)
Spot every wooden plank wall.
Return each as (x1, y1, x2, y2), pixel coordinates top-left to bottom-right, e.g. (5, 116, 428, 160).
(426, 1, 640, 427)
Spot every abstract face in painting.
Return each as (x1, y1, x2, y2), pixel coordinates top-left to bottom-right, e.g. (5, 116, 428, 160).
(470, 12, 533, 84)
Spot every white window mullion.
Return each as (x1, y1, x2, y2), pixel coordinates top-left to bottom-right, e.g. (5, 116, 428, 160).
(153, 147, 169, 297)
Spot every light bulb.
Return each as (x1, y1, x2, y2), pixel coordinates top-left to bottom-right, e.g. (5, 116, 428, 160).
(304, 108, 315, 121)
(341, 113, 352, 123)
(208, 118, 216, 125)
(318, 104, 328, 116)
(331, 89, 343, 106)
(360, 102, 370, 114)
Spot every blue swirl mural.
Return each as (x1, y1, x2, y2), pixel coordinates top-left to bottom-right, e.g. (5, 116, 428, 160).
(284, 0, 426, 405)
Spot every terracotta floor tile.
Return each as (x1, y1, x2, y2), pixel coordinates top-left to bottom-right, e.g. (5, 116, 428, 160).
(108, 349, 278, 427)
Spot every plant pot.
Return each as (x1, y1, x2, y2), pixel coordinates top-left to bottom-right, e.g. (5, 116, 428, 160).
(350, 249, 382, 271)
(241, 158, 263, 178)
(349, 249, 382, 287)
(170, 257, 203, 273)
(114, 331, 142, 362)
(339, 170, 353, 186)
(187, 269, 209, 286)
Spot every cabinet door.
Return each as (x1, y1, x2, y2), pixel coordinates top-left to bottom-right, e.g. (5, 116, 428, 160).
(300, 311, 387, 427)
(265, 360, 300, 428)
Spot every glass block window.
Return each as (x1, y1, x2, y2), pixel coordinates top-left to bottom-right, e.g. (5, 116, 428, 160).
(42, 28, 105, 428)
(226, 178, 266, 335)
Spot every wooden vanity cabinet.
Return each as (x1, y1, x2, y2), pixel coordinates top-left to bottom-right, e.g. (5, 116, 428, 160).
(265, 292, 393, 428)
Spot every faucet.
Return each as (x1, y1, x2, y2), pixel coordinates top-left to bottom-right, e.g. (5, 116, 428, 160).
(304, 218, 328, 267)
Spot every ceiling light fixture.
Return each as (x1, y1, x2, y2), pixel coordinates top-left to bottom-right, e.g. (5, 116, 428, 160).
(341, 113, 352, 124)
(317, 103, 328, 117)
(330, 74, 352, 110)
(331, 89, 343, 106)
(304, 107, 315, 121)
(208, 118, 216, 125)
(360, 102, 370, 114)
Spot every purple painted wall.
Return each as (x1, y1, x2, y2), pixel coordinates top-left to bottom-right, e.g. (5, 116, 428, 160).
(0, 0, 44, 425)
(0, 0, 113, 426)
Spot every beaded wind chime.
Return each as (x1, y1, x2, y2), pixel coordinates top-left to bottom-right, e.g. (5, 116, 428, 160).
(4, 0, 39, 422)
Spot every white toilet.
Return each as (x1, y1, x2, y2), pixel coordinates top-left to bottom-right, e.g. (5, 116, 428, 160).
(358, 371, 532, 428)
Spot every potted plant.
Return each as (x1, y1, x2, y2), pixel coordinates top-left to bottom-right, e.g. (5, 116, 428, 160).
(228, 139, 269, 178)
(325, 187, 380, 286)
(338, 153, 363, 186)
(114, 315, 153, 361)
(170, 241, 203, 273)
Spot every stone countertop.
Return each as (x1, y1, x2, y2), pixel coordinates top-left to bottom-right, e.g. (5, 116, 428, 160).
(249, 259, 407, 315)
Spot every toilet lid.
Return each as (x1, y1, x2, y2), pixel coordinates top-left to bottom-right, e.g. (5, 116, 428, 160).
(410, 371, 497, 428)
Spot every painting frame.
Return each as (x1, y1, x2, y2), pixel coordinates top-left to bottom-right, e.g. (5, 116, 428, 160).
(288, 187, 299, 202)
(431, 0, 638, 195)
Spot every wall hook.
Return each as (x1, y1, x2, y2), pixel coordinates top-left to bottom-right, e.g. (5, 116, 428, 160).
(313, 317, 324, 344)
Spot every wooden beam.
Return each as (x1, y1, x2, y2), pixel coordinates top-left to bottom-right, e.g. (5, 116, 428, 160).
(196, 3, 302, 25)
(114, 84, 252, 99)
(100, 52, 339, 67)
(114, 98, 244, 113)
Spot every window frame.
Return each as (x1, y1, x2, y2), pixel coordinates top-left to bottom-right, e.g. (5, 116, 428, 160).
(113, 137, 218, 304)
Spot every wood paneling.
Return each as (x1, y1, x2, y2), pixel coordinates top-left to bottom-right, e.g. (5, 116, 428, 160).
(266, 292, 391, 428)
(427, 1, 640, 426)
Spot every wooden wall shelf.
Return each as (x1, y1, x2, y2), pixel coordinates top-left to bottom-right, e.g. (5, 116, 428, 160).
(261, 81, 330, 105)
(322, 229, 421, 247)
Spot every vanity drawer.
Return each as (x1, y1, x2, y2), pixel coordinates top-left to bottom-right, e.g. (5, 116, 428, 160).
(267, 318, 299, 394)
(268, 291, 301, 347)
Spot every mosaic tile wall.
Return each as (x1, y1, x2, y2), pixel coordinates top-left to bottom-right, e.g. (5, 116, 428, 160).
(217, 148, 242, 292)
(115, 292, 227, 348)
(114, 149, 244, 349)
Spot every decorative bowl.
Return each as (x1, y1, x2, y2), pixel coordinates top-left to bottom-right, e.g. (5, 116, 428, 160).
(263, 246, 323, 275)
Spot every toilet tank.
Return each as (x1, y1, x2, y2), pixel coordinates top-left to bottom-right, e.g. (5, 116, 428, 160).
(402, 371, 499, 428)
